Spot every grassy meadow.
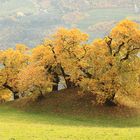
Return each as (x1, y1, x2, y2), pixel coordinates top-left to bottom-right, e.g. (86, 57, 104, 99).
(0, 88, 139, 140)
(0, 103, 139, 140)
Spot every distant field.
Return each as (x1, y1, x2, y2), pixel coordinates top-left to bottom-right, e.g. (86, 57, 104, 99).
(0, 0, 36, 17)
(77, 8, 138, 39)
(1, 4, 140, 48)
(82, 8, 134, 25)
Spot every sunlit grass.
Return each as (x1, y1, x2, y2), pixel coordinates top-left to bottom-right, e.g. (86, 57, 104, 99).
(0, 105, 139, 140)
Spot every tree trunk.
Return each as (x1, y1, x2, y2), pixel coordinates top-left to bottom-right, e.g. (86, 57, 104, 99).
(13, 92, 19, 100)
(37, 89, 44, 100)
(52, 73, 59, 91)
(65, 78, 76, 88)
(59, 65, 76, 89)
(105, 92, 116, 106)
(3, 83, 19, 100)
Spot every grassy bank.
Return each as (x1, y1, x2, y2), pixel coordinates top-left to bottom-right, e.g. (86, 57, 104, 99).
(0, 104, 139, 140)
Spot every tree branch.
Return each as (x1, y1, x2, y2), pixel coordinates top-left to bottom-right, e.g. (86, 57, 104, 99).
(105, 36, 113, 55)
(113, 42, 124, 56)
(120, 47, 140, 62)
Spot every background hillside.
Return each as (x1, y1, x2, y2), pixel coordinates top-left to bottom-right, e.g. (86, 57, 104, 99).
(0, 0, 140, 49)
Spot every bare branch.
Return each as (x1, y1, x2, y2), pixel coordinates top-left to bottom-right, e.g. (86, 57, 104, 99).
(105, 36, 113, 55)
(120, 47, 140, 62)
(113, 42, 124, 56)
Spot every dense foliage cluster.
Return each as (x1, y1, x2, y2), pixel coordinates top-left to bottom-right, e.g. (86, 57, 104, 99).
(0, 20, 140, 104)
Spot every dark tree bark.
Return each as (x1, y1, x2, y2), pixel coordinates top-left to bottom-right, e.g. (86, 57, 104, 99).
(36, 89, 44, 100)
(3, 83, 19, 100)
(52, 72, 59, 91)
(105, 92, 116, 106)
(65, 78, 76, 88)
(59, 65, 76, 88)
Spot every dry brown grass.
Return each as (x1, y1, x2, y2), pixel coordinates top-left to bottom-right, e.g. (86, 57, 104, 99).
(8, 88, 140, 118)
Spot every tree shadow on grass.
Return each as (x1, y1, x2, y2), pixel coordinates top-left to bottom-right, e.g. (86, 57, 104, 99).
(0, 105, 140, 128)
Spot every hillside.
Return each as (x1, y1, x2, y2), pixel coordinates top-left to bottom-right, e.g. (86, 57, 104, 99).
(10, 88, 140, 118)
(0, 103, 140, 140)
(0, 88, 138, 140)
(0, 0, 140, 49)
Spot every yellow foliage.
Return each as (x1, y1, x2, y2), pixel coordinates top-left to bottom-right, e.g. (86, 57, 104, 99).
(0, 20, 139, 104)
(17, 64, 52, 94)
(0, 89, 12, 102)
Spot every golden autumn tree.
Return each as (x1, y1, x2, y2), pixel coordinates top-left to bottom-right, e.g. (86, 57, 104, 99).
(31, 42, 58, 91)
(72, 20, 140, 105)
(0, 19, 139, 105)
(31, 21, 140, 105)
(0, 44, 29, 99)
(31, 28, 89, 91)
(17, 64, 52, 98)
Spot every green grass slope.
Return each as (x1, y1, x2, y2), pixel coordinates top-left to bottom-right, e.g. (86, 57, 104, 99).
(0, 105, 140, 140)
(0, 88, 140, 140)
